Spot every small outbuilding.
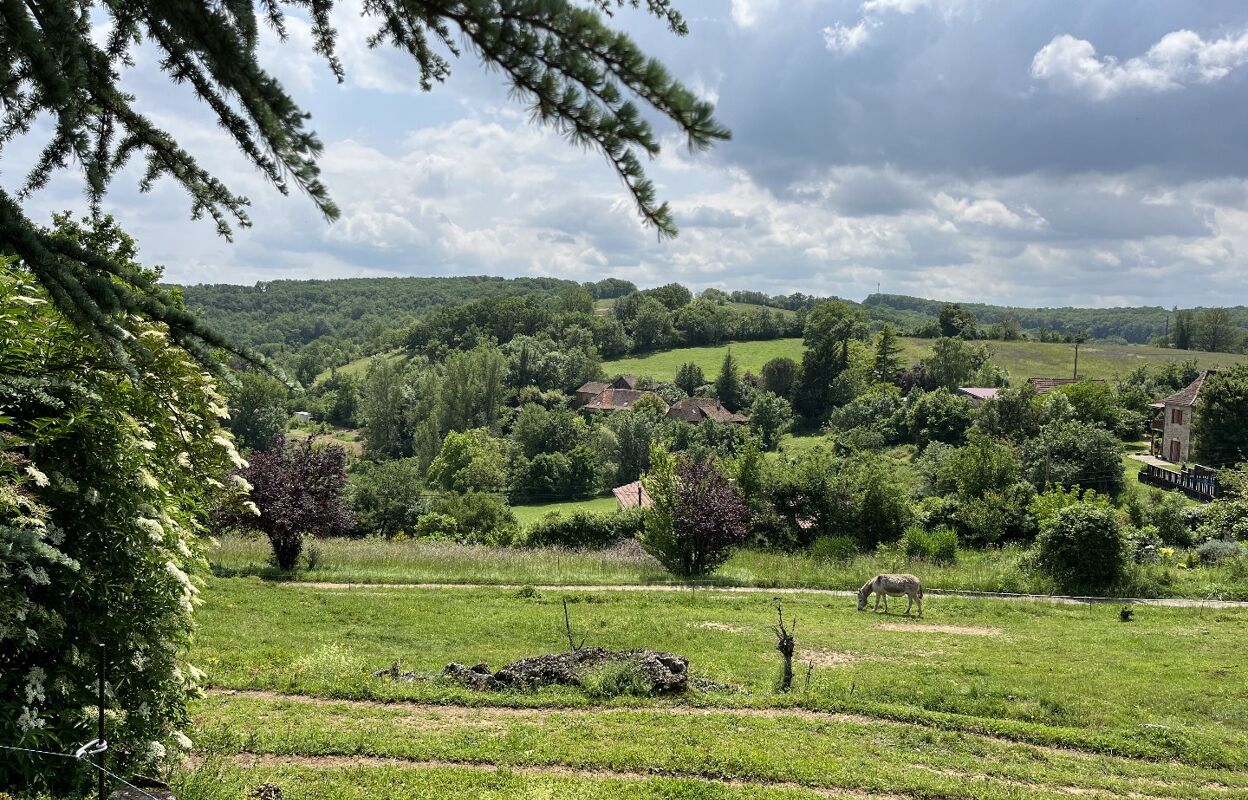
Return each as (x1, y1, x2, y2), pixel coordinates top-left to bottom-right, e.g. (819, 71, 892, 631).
(613, 480, 652, 510)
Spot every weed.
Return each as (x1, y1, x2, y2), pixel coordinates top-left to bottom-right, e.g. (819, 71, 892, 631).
(578, 660, 652, 699)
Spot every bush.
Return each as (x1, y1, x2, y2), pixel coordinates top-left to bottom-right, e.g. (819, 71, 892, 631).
(347, 458, 426, 538)
(412, 512, 459, 540)
(902, 526, 958, 565)
(1144, 491, 1192, 546)
(524, 510, 645, 548)
(1124, 525, 1162, 564)
(811, 535, 857, 564)
(1033, 504, 1127, 594)
(1196, 538, 1242, 564)
(424, 491, 519, 545)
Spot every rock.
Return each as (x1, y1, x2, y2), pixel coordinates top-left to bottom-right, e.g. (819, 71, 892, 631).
(249, 784, 283, 800)
(443, 648, 689, 694)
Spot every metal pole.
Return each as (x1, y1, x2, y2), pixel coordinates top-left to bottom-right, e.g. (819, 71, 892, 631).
(98, 643, 106, 800)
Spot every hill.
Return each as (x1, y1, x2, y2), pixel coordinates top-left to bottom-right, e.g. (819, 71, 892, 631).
(178, 275, 580, 357)
(864, 293, 1248, 346)
(603, 336, 1248, 383)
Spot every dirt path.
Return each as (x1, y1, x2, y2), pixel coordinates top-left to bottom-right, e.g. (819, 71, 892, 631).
(288, 580, 1248, 609)
(200, 688, 1150, 766)
(220, 752, 902, 800)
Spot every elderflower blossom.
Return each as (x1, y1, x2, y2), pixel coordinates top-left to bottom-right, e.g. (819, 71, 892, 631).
(176, 452, 192, 468)
(136, 517, 165, 539)
(172, 731, 193, 751)
(145, 741, 167, 762)
(137, 468, 160, 490)
(212, 434, 248, 469)
(230, 474, 253, 492)
(84, 487, 100, 504)
(23, 464, 49, 487)
(243, 500, 261, 517)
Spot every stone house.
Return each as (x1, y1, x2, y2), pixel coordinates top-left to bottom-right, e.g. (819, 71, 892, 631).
(1152, 371, 1211, 463)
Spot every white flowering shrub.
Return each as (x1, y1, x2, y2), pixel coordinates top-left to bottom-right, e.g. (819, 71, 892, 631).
(0, 223, 247, 794)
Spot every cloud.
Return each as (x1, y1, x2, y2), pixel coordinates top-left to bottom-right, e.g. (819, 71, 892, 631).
(1031, 29, 1248, 100)
(730, 0, 780, 28)
(822, 19, 877, 54)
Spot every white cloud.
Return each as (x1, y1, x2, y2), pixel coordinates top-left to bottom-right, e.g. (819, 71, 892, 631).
(823, 19, 877, 54)
(1031, 29, 1248, 100)
(934, 193, 1045, 230)
(730, 0, 779, 28)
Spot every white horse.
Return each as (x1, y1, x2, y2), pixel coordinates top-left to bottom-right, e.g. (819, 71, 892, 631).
(857, 574, 923, 617)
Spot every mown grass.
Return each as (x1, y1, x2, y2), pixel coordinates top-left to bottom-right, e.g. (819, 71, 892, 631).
(604, 337, 1247, 384)
(510, 496, 620, 527)
(210, 535, 1248, 599)
(191, 579, 1248, 770)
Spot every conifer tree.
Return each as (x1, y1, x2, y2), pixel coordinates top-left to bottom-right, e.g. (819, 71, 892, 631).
(873, 323, 903, 382)
(0, 1, 728, 372)
(714, 351, 743, 411)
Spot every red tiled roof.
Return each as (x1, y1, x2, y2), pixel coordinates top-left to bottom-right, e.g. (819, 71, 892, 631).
(575, 381, 609, 396)
(1161, 371, 1211, 408)
(610, 375, 639, 389)
(612, 480, 652, 509)
(666, 397, 749, 424)
(583, 388, 666, 412)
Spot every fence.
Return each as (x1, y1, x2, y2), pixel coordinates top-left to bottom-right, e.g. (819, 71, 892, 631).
(1137, 463, 1219, 500)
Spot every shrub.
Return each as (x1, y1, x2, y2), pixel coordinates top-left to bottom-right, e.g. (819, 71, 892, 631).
(412, 512, 459, 540)
(1196, 538, 1241, 564)
(902, 526, 958, 565)
(641, 449, 749, 578)
(524, 510, 644, 548)
(1124, 525, 1162, 564)
(811, 535, 857, 564)
(424, 491, 519, 545)
(1033, 504, 1127, 594)
(347, 457, 426, 538)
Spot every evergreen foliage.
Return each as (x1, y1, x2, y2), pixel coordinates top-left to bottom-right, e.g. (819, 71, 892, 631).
(2, 0, 727, 368)
(1193, 365, 1248, 465)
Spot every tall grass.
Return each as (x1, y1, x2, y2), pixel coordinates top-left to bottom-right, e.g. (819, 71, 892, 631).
(209, 536, 1248, 598)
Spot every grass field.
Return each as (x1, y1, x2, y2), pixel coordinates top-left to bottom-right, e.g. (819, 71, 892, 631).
(210, 535, 1248, 599)
(604, 337, 1247, 384)
(510, 496, 620, 527)
(314, 350, 406, 385)
(172, 577, 1248, 799)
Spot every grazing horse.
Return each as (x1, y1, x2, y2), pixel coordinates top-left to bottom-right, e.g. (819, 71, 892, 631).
(857, 574, 923, 617)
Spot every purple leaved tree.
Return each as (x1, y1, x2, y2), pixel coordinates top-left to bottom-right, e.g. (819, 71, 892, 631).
(219, 436, 354, 570)
(667, 459, 750, 577)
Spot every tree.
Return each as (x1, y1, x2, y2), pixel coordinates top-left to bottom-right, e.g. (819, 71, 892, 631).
(1033, 504, 1127, 594)
(360, 357, 411, 458)
(906, 388, 974, 447)
(938, 303, 977, 338)
(630, 297, 677, 352)
(973, 383, 1044, 443)
(749, 391, 794, 450)
(675, 362, 707, 395)
(795, 300, 868, 421)
(423, 491, 519, 545)
(873, 323, 904, 381)
(761, 357, 801, 398)
(1195, 308, 1239, 353)
(347, 458, 426, 538)
(641, 451, 748, 578)
(427, 429, 509, 492)
(1021, 419, 1124, 497)
(220, 436, 354, 571)
(646, 282, 694, 310)
(1172, 309, 1195, 350)
(2, 2, 727, 370)
(922, 337, 998, 389)
(2, 252, 246, 794)
(1193, 365, 1248, 465)
(714, 351, 744, 411)
(228, 372, 289, 452)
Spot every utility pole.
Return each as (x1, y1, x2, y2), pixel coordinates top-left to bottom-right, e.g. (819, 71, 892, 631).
(1073, 340, 1079, 380)
(97, 643, 106, 800)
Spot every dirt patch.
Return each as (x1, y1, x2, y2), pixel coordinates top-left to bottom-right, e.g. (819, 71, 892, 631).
(801, 648, 866, 668)
(697, 621, 752, 633)
(873, 622, 1002, 636)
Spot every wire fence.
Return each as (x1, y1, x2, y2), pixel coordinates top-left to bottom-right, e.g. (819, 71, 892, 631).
(0, 741, 165, 800)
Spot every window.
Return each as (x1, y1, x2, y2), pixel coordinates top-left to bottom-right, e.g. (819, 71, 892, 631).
(1171, 408, 1184, 425)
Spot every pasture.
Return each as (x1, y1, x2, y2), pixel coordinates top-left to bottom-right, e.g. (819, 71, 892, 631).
(173, 577, 1248, 799)
(603, 337, 1248, 384)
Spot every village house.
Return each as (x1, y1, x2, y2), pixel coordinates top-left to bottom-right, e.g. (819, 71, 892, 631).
(612, 480, 652, 510)
(574, 374, 642, 407)
(1151, 371, 1211, 463)
(582, 387, 668, 413)
(666, 397, 749, 424)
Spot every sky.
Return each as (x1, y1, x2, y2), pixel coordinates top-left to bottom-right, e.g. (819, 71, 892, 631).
(10, 0, 1248, 307)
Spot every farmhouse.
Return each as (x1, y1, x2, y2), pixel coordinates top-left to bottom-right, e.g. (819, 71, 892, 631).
(582, 387, 667, 413)
(1151, 371, 1211, 463)
(574, 375, 644, 407)
(666, 397, 750, 424)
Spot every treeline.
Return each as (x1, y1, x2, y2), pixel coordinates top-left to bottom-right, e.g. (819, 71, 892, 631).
(404, 283, 804, 363)
(864, 293, 1248, 351)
